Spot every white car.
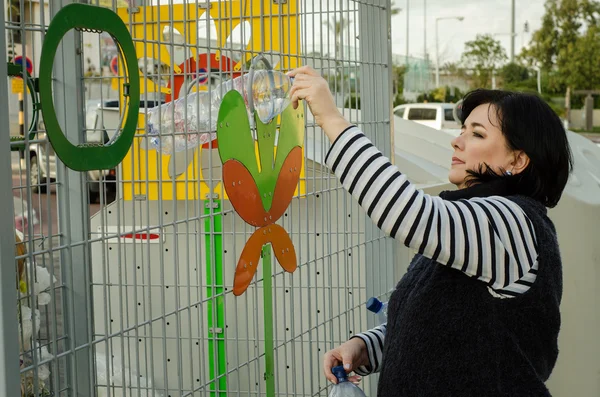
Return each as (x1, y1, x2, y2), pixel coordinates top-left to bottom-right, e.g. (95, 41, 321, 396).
(29, 99, 118, 203)
(393, 103, 462, 135)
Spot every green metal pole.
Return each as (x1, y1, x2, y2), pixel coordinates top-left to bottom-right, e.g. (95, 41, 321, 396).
(205, 195, 227, 397)
(262, 244, 275, 397)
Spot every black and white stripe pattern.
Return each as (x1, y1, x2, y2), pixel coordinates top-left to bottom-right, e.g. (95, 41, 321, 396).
(351, 324, 387, 375)
(325, 127, 539, 296)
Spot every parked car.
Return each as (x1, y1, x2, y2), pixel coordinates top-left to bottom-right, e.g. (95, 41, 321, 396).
(29, 99, 117, 203)
(393, 102, 462, 135)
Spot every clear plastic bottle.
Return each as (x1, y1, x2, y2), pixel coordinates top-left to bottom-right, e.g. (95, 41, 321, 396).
(145, 69, 293, 154)
(328, 365, 368, 397)
(251, 69, 293, 124)
(366, 297, 388, 325)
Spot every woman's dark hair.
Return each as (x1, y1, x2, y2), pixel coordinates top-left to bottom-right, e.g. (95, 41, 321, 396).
(458, 89, 573, 208)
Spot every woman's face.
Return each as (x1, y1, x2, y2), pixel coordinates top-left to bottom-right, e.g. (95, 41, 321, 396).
(449, 103, 521, 189)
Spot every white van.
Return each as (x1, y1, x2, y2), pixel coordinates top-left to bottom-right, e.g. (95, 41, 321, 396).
(393, 103, 461, 135)
(29, 99, 118, 202)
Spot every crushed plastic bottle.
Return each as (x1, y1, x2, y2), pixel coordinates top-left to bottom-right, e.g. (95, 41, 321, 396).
(328, 365, 368, 397)
(145, 69, 293, 154)
(251, 69, 293, 124)
(366, 297, 388, 325)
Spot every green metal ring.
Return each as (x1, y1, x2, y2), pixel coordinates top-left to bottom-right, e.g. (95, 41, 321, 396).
(38, 3, 140, 171)
(7, 62, 40, 151)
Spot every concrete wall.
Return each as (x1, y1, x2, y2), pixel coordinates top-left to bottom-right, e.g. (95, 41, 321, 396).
(569, 109, 600, 130)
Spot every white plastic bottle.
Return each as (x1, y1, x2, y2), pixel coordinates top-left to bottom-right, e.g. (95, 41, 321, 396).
(145, 69, 293, 154)
(366, 297, 388, 325)
(328, 365, 368, 397)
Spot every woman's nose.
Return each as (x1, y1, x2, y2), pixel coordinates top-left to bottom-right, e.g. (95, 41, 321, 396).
(451, 135, 461, 150)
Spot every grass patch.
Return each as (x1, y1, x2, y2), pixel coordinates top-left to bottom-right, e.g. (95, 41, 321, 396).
(571, 126, 600, 134)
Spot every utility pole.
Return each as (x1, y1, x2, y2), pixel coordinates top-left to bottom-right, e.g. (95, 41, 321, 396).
(510, 0, 515, 62)
(424, 0, 427, 61)
(406, 0, 409, 67)
(424, 0, 428, 91)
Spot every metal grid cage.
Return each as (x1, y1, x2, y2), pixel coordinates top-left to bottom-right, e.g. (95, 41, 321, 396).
(1, 0, 395, 396)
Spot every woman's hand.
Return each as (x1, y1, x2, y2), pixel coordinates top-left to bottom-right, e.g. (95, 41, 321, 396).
(287, 66, 352, 143)
(322, 338, 369, 384)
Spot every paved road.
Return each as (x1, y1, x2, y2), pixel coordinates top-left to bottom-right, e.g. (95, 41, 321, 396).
(581, 133, 600, 145)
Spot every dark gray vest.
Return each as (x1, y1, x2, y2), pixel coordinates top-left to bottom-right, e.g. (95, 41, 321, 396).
(377, 191, 562, 397)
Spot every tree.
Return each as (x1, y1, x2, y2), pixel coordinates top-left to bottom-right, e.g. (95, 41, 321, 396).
(442, 62, 468, 80)
(417, 86, 464, 103)
(324, 1, 401, 57)
(393, 65, 406, 93)
(561, 22, 600, 90)
(521, 0, 600, 92)
(501, 63, 530, 86)
(461, 34, 508, 88)
(393, 65, 407, 106)
(322, 17, 352, 60)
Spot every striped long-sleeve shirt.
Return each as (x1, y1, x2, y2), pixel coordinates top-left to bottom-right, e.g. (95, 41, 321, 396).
(324, 127, 540, 375)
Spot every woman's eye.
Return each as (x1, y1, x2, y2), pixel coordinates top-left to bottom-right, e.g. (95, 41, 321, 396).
(473, 131, 483, 138)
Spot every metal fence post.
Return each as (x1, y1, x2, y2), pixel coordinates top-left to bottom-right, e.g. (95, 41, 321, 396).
(50, 0, 94, 394)
(358, 0, 394, 394)
(358, 0, 395, 296)
(0, 10, 23, 396)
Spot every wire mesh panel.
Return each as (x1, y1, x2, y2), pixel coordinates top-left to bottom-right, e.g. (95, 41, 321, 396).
(2, 0, 395, 396)
(3, 0, 110, 395)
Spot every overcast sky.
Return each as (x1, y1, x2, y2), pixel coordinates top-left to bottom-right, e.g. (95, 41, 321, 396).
(389, 0, 547, 63)
(157, 0, 548, 65)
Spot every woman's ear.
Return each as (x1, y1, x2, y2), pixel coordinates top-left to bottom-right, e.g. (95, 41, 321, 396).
(511, 150, 530, 174)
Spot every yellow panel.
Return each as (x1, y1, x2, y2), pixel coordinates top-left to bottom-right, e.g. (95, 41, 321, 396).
(121, 116, 306, 201)
(116, 1, 303, 201)
(122, 113, 218, 201)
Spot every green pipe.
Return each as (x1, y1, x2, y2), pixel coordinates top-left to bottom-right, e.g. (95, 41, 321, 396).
(262, 244, 275, 397)
(204, 197, 226, 397)
(6, 62, 40, 151)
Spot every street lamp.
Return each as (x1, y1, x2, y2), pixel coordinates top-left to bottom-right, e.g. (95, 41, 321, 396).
(435, 16, 464, 88)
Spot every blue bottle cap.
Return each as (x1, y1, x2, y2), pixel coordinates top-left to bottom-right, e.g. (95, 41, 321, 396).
(366, 297, 383, 313)
(331, 365, 348, 383)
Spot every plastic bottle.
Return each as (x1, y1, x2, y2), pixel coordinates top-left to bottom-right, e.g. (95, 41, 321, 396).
(145, 69, 293, 154)
(250, 69, 293, 123)
(328, 365, 368, 397)
(366, 297, 388, 325)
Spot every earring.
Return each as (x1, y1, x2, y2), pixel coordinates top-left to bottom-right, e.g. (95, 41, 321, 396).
(506, 170, 513, 176)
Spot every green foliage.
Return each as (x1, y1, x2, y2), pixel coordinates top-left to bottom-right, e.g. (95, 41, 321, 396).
(564, 24, 600, 90)
(546, 100, 567, 118)
(521, 0, 600, 92)
(501, 63, 530, 85)
(570, 126, 600, 133)
(461, 34, 508, 88)
(393, 93, 407, 107)
(390, 64, 407, 106)
(344, 94, 361, 109)
(393, 64, 406, 94)
(416, 86, 464, 103)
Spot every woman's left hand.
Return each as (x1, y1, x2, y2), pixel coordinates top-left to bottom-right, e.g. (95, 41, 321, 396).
(287, 66, 352, 142)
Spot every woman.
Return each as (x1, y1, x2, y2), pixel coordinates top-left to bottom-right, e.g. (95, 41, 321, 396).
(288, 66, 573, 396)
